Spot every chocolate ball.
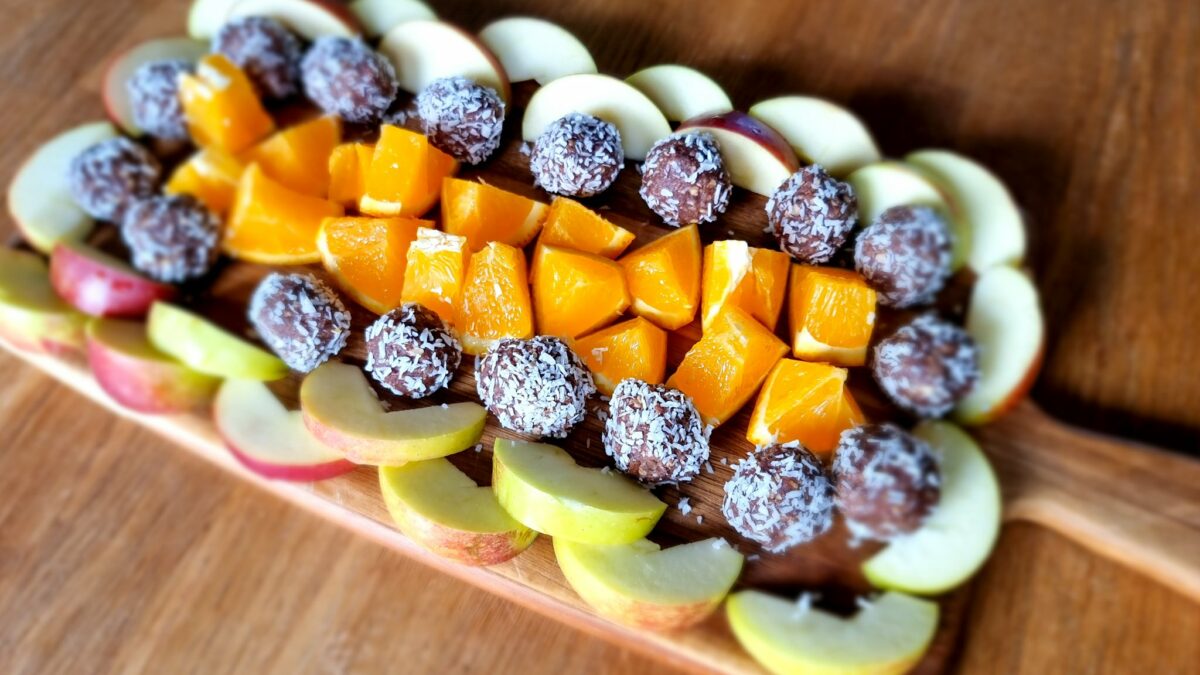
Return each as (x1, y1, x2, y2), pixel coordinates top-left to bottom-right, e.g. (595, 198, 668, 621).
(873, 315, 980, 418)
(832, 424, 941, 541)
(766, 165, 858, 264)
(854, 205, 952, 307)
(68, 138, 161, 222)
(476, 336, 595, 438)
(365, 303, 462, 398)
(416, 76, 505, 165)
(529, 113, 623, 197)
(722, 443, 835, 553)
(248, 272, 351, 373)
(639, 132, 731, 227)
(301, 36, 397, 124)
(126, 60, 192, 140)
(121, 194, 220, 283)
(603, 379, 710, 485)
(213, 16, 303, 100)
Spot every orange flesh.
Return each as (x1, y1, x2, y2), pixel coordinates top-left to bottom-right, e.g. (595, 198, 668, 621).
(401, 228, 469, 325)
(573, 317, 667, 396)
(747, 359, 865, 453)
(164, 146, 244, 214)
(789, 265, 878, 367)
(532, 244, 631, 340)
(240, 115, 341, 197)
(224, 164, 343, 264)
(538, 197, 635, 258)
(360, 125, 457, 217)
(453, 242, 534, 356)
(619, 225, 702, 331)
(328, 142, 374, 207)
(317, 216, 428, 314)
(442, 178, 548, 251)
(701, 241, 791, 331)
(179, 54, 274, 153)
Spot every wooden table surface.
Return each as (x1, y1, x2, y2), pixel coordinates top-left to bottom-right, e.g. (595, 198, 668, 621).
(2, 0, 1199, 673)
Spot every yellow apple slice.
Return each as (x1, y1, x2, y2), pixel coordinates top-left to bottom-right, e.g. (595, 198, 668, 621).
(847, 161, 967, 268)
(727, 590, 939, 675)
(300, 361, 486, 465)
(379, 20, 510, 101)
(748, 96, 881, 177)
(492, 438, 666, 545)
(555, 536, 743, 631)
(625, 65, 732, 122)
(147, 302, 288, 381)
(0, 249, 87, 356)
(522, 74, 672, 161)
(349, 0, 434, 38)
(479, 17, 596, 85)
(380, 458, 537, 566)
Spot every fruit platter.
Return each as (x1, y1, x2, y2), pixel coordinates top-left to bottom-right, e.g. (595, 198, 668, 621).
(4, 1, 1199, 673)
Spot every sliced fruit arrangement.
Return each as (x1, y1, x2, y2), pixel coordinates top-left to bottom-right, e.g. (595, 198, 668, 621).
(479, 17, 596, 85)
(522, 73, 672, 160)
(701, 240, 790, 331)
(400, 228, 468, 325)
(240, 115, 341, 197)
(747, 359, 863, 454)
(147, 301, 288, 380)
(441, 178, 548, 251)
(748, 96, 881, 177)
(50, 241, 176, 319)
(678, 110, 799, 196)
(538, 198, 635, 259)
(360, 125, 457, 217)
(0, 248, 87, 356)
(103, 37, 208, 136)
(317, 215, 427, 314)
(788, 265, 877, 367)
(532, 244, 630, 340)
(453, 242, 534, 356)
(87, 317, 220, 414)
(626, 65, 733, 122)
(224, 0, 361, 39)
(225, 164, 344, 264)
(379, 19, 510, 101)
(572, 317, 667, 397)
(350, 0, 435, 38)
(165, 146, 245, 214)
(327, 141, 374, 207)
(620, 225, 702, 330)
(179, 54, 275, 153)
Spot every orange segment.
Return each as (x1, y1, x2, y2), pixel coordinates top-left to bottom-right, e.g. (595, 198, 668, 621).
(539, 197, 635, 258)
(453, 242, 534, 355)
(317, 216, 428, 314)
(400, 228, 468, 324)
(179, 54, 274, 153)
(747, 359, 865, 453)
(789, 265, 878, 366)
(666, 306, 788, 427)
(619, 225, 701, 331)
(361, 125, 457, 217)
(240, 115, 341, 197)
(164, 146, 244, 214)
(573, 317, 667, 396)
(328, 142, 374, 207)
(442, 178, 549, 251)
(225, 164, 344, 264)
(701, 240, 791, 331)
(532, 244, 631, 339)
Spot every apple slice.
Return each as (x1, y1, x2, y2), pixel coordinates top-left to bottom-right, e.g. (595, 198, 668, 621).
(748, 96, 881, 177)
(8, 121, 117, 253)
(299, 361, 486, 465)
(863, 421, 1001, 594)
(626, 65, 733, 122)
(478, 17, 596, 85)
(102, 37, 208, 136)
(847, 161, 968, 268)
(379, 20, 510, 102)
(727, 590, 939, 675)
(522, 74, 672, 161)
(554, 537, 743, 631)
(214, 378, 354, 481)
(187, 0, 240, 39)
(954, 266, 1044, 425)
(86, 318, 220, 414)
(0, 249, 86, 356)
(226, 0, 361, 39)
(147, 302, 288, 380)
(492, 438, 666, 545)
(50, 241, 176, 319)
(349, 0, 435, 38)
(380, 458, 537, 566)
(678, 111, 800, 196)
(906, 149, 1026, 272)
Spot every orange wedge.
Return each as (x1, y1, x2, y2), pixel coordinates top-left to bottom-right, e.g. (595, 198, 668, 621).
(789, 265, 877, 366)
(619, 225, 701, 331)
(317, 216, 428, 314)
(328, 142, 374, 207)
(224, 164, 344, 264)
(747, 359, 865, 453)
(701, 240, 791, 331)
(442, 178, 549, 251)
(179, 54, 274, 153)
(539, 197, 635, 258)
(400, 228, 469, 324)
(573, 317, 667, 396)
(240, 115, 341, 197)
(165, 146, 244, 214)
(532, 244, 631, 339)
(360, 125, 457, 217)
(666, 306, 788, 427)
(454, 242, 534, 355)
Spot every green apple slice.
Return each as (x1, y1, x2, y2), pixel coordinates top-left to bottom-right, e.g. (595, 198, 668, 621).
(727, 590, 939, 675)
(492, 439, 666, 545)
(147, 302, 288, 380)
(380, 458, 536, 566)
(0, 248, 87, 355)
(555, 536, 743, 631)
(300, 361, 486, 465)
(847, 161, 968, 269)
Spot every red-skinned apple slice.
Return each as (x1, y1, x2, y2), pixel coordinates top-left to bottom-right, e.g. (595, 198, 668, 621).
(86, 318, 220, 414)
(678, 111, 800, 196)
(187, 0, 240, 39)
(748, 96, 881, 177)
(379, 20, 510, 102)
(349, 0, 434, 38)
(214, 378, 355, 481)
(50, 241, 176, 319)
(954, 266, 1044, 425)
(626, 65, 733, 122)
(0, 249, 87, 356)
(226, 0, 361, 39)
(478, 17, 596, 85)
(102, 37, 208, 136)
(522, 74, 671, 161)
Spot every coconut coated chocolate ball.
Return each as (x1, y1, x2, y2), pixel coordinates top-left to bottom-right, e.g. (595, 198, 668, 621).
(121, 194, 221, 283)
(529, 113, 623, 197)
(301, 36, 397, 124)
(416, 76, 505, 165)
(68, 137, 161, 222)
(603, 379, 710, 485)
(854, 205, 952, 307)
(248, 272, 351, 373)
(476, 336, 596, 438)
(213, 16, 303, 100)
(766, 165, 858, 264)
(639, 132, 732, 227)
(126, 60, 192, 140)
(832, 424, 941, 541)
(722, 442, 836, 553)
(365, 303, 462, 398)
(873, 314, 980, 418)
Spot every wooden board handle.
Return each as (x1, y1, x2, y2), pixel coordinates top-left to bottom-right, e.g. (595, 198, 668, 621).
(977, 401, 1200, 601)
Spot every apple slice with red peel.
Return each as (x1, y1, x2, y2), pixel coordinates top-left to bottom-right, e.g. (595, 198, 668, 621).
(187, 0, 240, 39)
(380, 458, 537, 566)
(147, 302, 289, 381)
(522, 74, 671, 161)
(86, 318, 220, 414)
(8, 121, 117, 253)
(50, 241, 176, 319)
(847, 161, 968, 268)
(0, 249, 87, 356)
(226, 0, 361, 39)
(954, 266, 1043, 425)
(102, 37, 208, 136)
(626, 65, 733, 122)
(214, 378, 354, 481)
(678, 111, 800, 196)
(379, 20, 510, 102)
(300, 361, 487, 466)
(478, 17, 596, 85)
(748, 96, 881, 177)
(349, 0, 434, 38)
